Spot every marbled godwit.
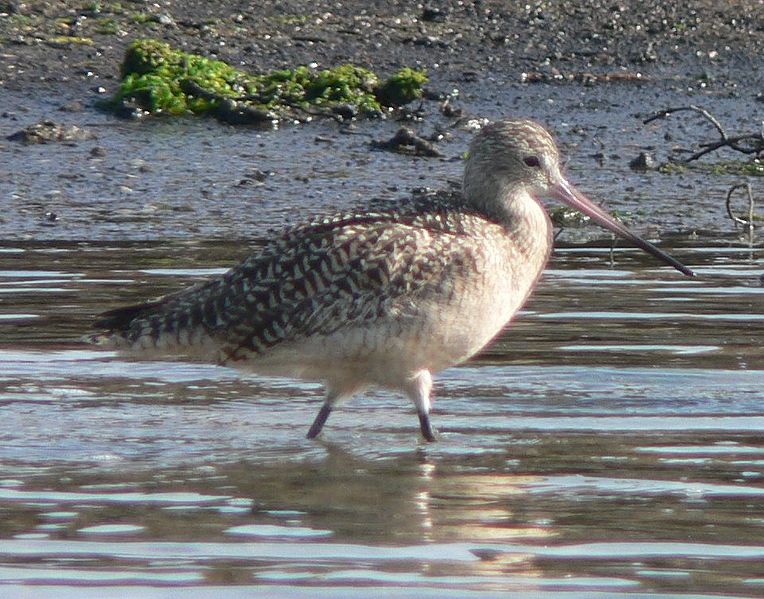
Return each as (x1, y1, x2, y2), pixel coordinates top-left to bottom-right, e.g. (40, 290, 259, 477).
(89, 119, 694, 441)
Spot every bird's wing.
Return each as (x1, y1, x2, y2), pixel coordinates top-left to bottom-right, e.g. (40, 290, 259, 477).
(95, 209, 489, 359)
(215, 212, 484, 359)
(212, 212, 484, 361)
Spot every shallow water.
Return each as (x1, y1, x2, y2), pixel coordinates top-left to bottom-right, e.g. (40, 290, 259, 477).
(0, 241, 763, 597)
(2, 79, 764, 596)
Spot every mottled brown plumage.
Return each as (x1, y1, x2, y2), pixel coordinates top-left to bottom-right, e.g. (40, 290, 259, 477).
(90, 119, 693, 441)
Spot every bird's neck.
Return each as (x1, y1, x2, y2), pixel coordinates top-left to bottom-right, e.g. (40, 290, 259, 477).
(498, 186, 553, 262)
(464, 179, 552, 249)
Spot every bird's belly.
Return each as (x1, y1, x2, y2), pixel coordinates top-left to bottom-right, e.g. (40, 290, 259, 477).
(241, 284, 525, 388)
(235, 323, 433, 387)
(411, 295, 519, 370)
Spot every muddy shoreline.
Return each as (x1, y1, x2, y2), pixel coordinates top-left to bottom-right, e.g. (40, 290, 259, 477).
(2, 1, 763, 94)
(1, 1, 763, 244)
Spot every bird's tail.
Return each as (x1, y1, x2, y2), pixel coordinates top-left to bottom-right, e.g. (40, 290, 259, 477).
(83, 299, 164, 348)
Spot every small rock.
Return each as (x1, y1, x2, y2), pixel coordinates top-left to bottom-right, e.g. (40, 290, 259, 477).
(424, 89, 447, 101)
(332, 103, 357, 121)
(113, 98, 149, 120)
(215, 98, 276, 125)
(155, 13, 176, 27)
(7, 120, 96, 144)
(440, 98, 462, 118)
(463, 118, 490, 131)
(421, 6, 448, 22)
(247, 169, 269, 182)
(372, 127, 444, 158)
(470, 548, 503, 561)
(629, 151, 657, 172)
(413, 35, 442, 47)
(237, 169, 269, 187)
(58, 101, 84, 112)
(89, 146, 106, 158)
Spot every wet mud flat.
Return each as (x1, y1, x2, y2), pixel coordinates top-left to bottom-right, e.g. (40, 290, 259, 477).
(1, 0, 763, 245)
(2, 0, 763, 93)
(1, 0, 764, 597)
(2, 80, 762, 243)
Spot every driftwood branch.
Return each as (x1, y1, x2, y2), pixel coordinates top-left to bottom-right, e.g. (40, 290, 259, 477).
(643, 105, 764, 163)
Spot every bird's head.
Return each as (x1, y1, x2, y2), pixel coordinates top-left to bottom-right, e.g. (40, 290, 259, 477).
(463, 118, 694, 277)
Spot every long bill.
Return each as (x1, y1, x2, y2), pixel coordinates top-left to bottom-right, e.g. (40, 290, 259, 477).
(552, 178, 695, 277)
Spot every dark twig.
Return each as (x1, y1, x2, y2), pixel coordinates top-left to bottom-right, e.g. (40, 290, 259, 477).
(643, 105, 764, 163)
(726, 182, 756, 250)
(644, 105, 726, 136)
(609, 234, 616, 267)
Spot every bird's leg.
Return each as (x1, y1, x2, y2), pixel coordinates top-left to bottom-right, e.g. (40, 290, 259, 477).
(418, 412, 437, 442)
(405, 370, 437, 442)
(306, 403, 332, 439)
(306, 388, 343, 439)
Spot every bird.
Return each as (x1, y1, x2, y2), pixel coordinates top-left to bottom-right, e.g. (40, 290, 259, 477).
(88, 118, 694, 441)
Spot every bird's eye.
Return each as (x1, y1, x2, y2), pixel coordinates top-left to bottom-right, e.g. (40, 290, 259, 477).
(523, 155, 541, 168)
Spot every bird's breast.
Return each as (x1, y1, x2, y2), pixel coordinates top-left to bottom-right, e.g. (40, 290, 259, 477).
(425, 252, 549, 368)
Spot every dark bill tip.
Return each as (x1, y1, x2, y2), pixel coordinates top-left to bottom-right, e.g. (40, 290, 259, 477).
(552, 180, 695, 277)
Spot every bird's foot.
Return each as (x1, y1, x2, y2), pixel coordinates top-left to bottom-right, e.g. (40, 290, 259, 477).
(418, 411, 437, 442)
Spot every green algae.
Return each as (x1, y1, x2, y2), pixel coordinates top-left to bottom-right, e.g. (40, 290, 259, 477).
(706, 160, 764, 177)
(375, 67, 429, 106)
(658, 159, 764, 177)
(550, 206, 590, 227)
(106, 39, 428, 121)
(550, 206, 640, 228)
(94, 18, 120, 34)
(657, 161, 688, 175)
(46, 35, 94, 46)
